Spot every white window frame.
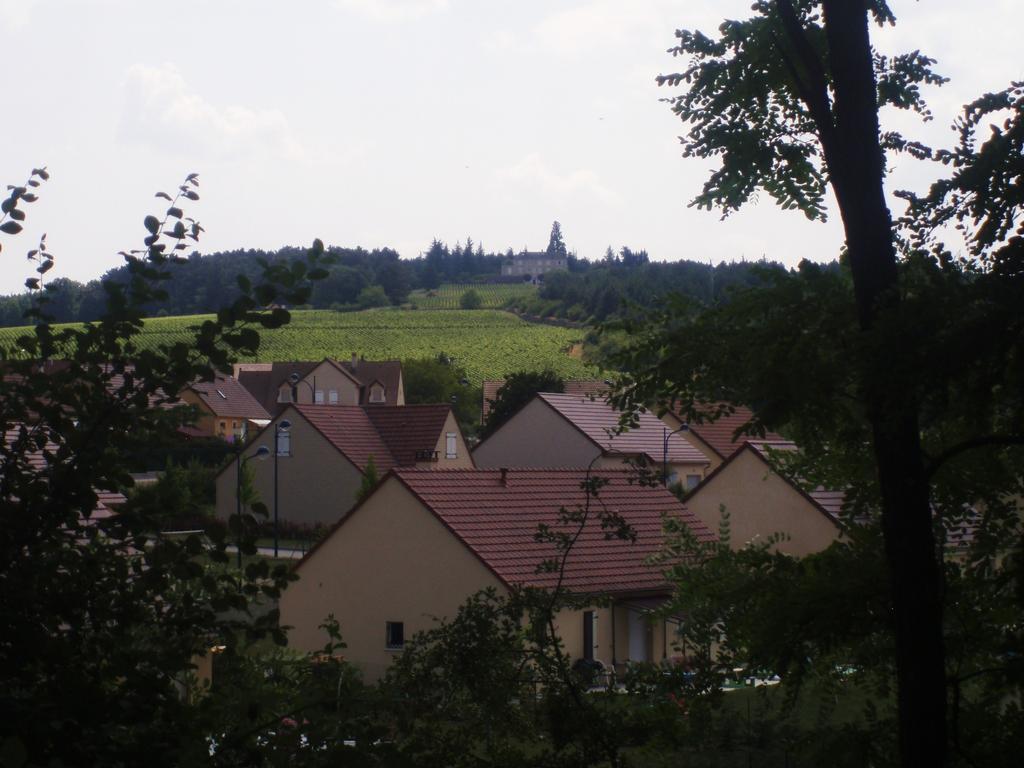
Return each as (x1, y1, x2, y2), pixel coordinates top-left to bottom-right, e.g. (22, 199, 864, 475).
(328, 389, 338, 404)
(277, 387, 292, 403)
(314, 389, 324, 404)
(276, 429, 291, 457)
(445, 432, 457, 459)
(369, 384, 385, 403)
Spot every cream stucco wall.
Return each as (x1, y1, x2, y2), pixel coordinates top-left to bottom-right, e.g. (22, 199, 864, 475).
(215, 408, 365, 526)
(419, 410, 475, 469)
(280, 477, 508, 680)
(473, 398, 604, 468)
(279, 476, 673, 681)
(685, 448, 840, 556)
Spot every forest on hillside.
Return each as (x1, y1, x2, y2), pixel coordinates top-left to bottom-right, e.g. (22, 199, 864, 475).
(0, 227, 813, 326)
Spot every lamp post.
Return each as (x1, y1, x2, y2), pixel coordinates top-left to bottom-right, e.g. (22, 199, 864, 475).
(236, 444, 270, 567)
(662, 423, 689, 487)
(289, 371, 317, 404)
(272, 419, 292, 558)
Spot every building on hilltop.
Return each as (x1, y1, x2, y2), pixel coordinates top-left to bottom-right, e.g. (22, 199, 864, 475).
(501, 250, 567, 280)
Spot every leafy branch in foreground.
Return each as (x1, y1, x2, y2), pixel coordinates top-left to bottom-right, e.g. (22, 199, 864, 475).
(0, 169, 333, 767)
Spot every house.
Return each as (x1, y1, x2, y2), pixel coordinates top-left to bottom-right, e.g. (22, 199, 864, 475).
(215, 402, 473, 526)
(480, 378, 610, 423)
(176, 374, 271, 443)
(660, 404, 786, 470)
(279, 468, 715, 680)
(501, 250, 567, 279)
(473, 393, 710, 486)
(234, 356, 404, 417)
(683, 440, 846, 556)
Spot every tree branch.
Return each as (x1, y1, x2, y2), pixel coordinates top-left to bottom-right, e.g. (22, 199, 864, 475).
(926, 434, 1024, 478)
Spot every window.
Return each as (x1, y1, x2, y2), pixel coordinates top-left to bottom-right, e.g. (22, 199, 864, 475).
(276, 429, 290, 456)
(583, 610, 598, 661)
(328, 389, 338, 404)
(685, 474, 701, 490)
(314, 389, 324, 404)
(232, 420, 246, 442)
(277, 387, 292, 403)
(217, 421, 227, 436)
(369, 383, 385, 403)
(385, 621, 404, 650)
(445, 432, 457, 459)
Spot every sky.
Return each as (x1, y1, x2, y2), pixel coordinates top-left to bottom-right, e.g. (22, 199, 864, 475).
(0, 0, 1021, 294)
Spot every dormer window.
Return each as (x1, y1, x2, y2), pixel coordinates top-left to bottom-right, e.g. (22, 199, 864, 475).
(369, 383, 385, 403)
(277, 387, 292, 403)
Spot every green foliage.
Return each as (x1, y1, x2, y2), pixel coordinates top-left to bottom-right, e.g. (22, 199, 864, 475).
(124, 460, 217, 528)
(655, 1, 944, 220)
(355, 284, 389, 309)
(355, 455, 379, 504)
(408, 282, 537, 309)
(402, 354, 481, 435)
(0, 171, 332, 766)
(480, 369, 566, 439)
(0, 309, 595, 385)
(458, 288, 482, 310)
(546, 220, 568, 260)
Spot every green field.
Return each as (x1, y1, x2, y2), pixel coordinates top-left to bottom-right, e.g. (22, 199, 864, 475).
(0, 308, 593, 384)
(409, 282, 537, 309)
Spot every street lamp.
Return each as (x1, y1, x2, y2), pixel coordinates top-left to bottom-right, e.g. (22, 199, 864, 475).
(236, 444, 270, 567)
(272, 419, 291, 558)
(289, 371, 317, 404)
(662, 423, 689, 487)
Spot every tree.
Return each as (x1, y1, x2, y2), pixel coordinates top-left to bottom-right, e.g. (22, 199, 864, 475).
(629, 4, 1023, 765)
(480, 370, 565, 439)
(546, 221, 568, 260)
(0, 170, 334, 765)
(355, 284, 389, 309)
(356, 455, 379, 504)
(402, 354, 480, 435)
(375, 260, 411, 305)
(459, 288, 482, 309)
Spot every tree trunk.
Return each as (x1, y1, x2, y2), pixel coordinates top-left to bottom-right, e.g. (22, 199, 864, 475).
(816, 3, 948, 765)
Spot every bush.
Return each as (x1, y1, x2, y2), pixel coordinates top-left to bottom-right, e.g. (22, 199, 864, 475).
(460, 289, 483, 310)
(356, 285, 390, 309)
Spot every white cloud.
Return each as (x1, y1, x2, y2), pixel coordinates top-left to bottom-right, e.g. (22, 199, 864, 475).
(0, 0, 37, 29)
(333, 0, 450, 23)
(118, 62, 304, 161)
(497, 153, 619, 205)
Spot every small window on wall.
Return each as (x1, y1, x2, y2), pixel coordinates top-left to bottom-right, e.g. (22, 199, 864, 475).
(328, 389, 338, 404)
(370, 384, 385, 403)
(583, 610, 598, 661)
(445, 432, 457, 459)
(685, 474, 701, 490)
(385, 621, 404, 650)
(314, 390, 324, 404)
(277, 387, 292, 403)
(217, 421, 227, 436)
(277, 429, 290, 457)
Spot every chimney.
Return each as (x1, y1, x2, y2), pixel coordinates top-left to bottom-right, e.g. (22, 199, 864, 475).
(351, 352, 358, 370)
(500, 468, 509, 487)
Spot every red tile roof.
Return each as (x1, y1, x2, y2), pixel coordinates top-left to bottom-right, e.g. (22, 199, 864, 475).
(364, 404, 452, 466)
(481, 378, 609, 420)
(536, 393, 709, 466)
(293, 403, 456, 473)
(294, 405, 397, 473)
(188, 375, 270, 420)
(391, 469, 714, 594)
(679, 404, 786, 460)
